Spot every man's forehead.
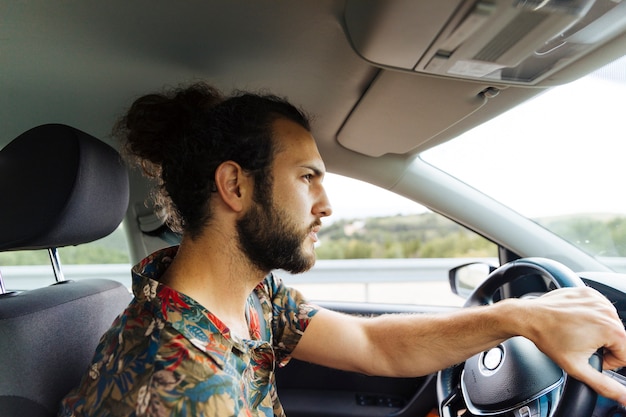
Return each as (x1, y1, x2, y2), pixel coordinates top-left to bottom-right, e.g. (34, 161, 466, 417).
(272, 119, 325, 170)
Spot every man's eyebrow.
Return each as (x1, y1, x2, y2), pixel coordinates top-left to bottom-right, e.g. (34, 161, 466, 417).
(301, 164, 326, 177)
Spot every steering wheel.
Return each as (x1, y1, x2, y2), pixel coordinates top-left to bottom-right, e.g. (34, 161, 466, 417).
(437, 257, 602, 417)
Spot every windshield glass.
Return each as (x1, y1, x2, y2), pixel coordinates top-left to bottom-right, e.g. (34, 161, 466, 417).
(422, 56, 626, 272)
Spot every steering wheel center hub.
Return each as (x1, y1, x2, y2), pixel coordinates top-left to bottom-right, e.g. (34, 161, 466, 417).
(462, 337, 564, 415)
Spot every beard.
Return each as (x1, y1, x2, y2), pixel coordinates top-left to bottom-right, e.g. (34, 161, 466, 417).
(236, 197, 317, 274)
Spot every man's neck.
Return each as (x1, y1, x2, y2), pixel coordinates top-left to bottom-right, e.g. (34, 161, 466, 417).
(160, 233, 267, 339)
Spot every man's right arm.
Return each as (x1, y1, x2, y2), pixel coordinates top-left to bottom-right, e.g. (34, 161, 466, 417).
(292, 286, 626, 405)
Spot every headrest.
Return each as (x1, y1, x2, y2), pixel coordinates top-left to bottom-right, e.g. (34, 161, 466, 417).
(0, 124, 129, 251)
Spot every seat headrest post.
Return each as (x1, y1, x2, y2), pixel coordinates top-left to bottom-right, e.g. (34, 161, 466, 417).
(48, 248, 66, 282)
(0, 269, 6, 294)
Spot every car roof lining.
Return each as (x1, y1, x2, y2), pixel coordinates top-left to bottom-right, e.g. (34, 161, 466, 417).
(1, 1, 625, 196)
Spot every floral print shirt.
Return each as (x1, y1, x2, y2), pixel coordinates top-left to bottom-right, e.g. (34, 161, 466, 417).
(59, 246, 319, 417)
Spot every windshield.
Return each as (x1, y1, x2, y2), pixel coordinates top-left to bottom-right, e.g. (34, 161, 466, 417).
(422, 56, 626, 272)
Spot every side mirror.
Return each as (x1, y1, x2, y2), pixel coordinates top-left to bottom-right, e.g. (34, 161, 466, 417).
(449, 262, 497, 298)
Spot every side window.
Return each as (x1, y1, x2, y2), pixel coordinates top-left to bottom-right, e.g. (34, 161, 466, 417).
(0, 224, 131, 291)
(281, 174, 497, 307)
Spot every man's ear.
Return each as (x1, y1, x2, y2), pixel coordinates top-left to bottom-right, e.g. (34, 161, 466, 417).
(214, 161, 250, 212)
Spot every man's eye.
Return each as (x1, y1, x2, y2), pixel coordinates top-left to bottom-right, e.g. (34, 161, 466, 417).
(303, 174, 313, 182)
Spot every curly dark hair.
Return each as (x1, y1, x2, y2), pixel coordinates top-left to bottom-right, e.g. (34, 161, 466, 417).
(114, 82, 310, 239)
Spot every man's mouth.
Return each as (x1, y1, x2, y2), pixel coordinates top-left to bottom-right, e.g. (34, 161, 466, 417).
(309, 224, 321, 242)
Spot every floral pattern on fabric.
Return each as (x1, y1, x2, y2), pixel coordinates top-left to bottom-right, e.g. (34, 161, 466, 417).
(59, 246, 319, 417)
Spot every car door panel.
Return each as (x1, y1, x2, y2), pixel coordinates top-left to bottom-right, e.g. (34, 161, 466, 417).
(276, 301, 459, 417)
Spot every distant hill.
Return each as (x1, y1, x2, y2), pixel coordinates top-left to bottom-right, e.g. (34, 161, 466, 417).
(316, 212, 626, 259)
(536, 213, 626, 257)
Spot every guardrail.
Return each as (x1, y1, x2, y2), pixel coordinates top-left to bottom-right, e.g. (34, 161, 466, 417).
(2, 258, 497, 289)
(3, 257, 625, 306)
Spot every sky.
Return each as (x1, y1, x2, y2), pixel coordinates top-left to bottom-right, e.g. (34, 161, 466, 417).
(321, 173, 426, 222)
(322, 55, 626, 221)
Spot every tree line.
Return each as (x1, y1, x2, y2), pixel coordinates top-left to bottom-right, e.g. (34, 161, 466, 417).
(315, 213, 497, 259)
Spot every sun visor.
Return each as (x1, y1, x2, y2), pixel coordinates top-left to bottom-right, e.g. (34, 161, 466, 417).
(337, 72, 490, 157)
(344, 0, 626, 85)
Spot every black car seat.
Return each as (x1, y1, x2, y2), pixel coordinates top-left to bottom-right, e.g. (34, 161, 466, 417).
(0, 124, 133, 417)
